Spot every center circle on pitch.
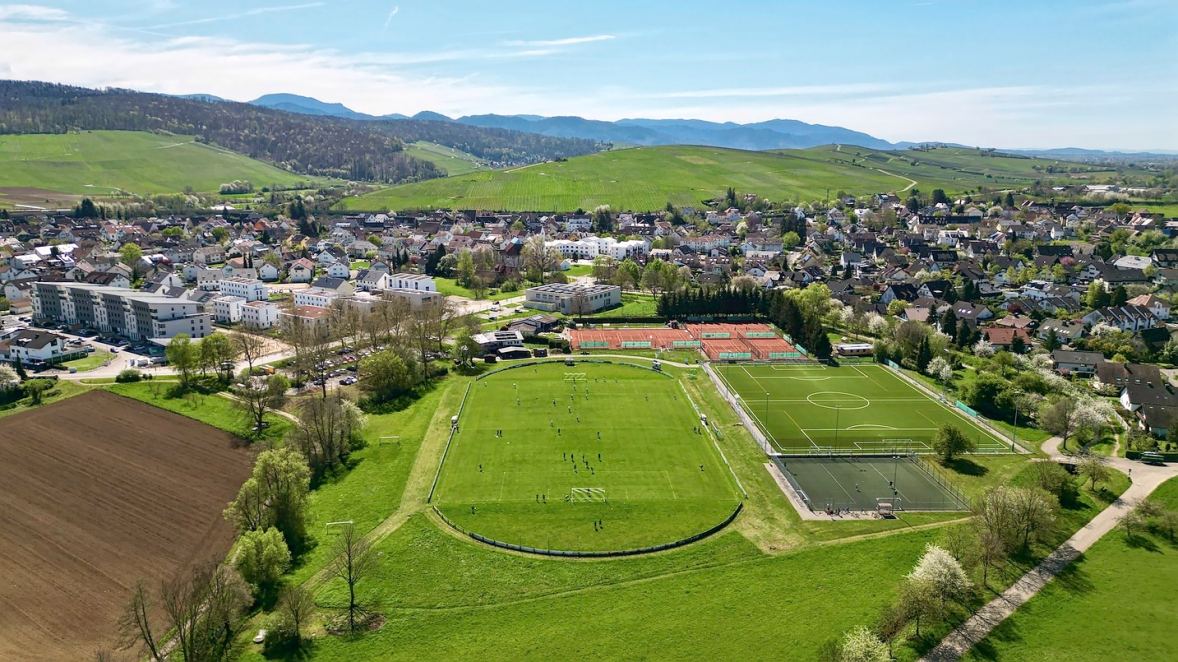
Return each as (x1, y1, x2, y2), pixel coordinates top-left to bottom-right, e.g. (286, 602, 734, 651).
(806, 392, 870, 410)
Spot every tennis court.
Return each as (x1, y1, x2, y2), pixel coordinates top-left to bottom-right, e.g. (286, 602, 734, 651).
(715, 363, 1013, 454)
(772, 455, 969, 513)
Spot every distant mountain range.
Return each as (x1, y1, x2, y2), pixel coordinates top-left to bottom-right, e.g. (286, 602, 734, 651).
(245, 94, 900, 151)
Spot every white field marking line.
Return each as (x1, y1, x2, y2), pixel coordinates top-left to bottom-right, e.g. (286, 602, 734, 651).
(741, 396, 797, 450)
(805, 426, 936, 432)
(853, 439, 931, 447)
(665, 470, 678, 499)
(866, 461, 914, 503)
(741, 365, 771, 393)
(778, 408, 818, 450)
(817, 460, 857, 503)
(844, 424, 899, 431)
(852, 364, 888, 390)
(768, 363, 827, 372)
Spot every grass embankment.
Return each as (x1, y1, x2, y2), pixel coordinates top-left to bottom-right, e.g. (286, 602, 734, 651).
(61, 350, 113, 372)
(104, 381, 290, 443)
(0, 131, 312, 199)
(0, 379, 88, 420)
(962, 476, 1178, 662)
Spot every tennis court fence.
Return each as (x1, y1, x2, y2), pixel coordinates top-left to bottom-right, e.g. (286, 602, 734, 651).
(910, 454, 971, 509)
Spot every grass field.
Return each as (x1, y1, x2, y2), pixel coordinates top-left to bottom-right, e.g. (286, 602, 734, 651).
(61, 350, 113, 372)
(962, 477, 1178, 662)
(339, 143, 1138, 213)
(434, 362, 742, 551)
(716, 363, 1011, 453)
(104, 381, 291, 443)
(340, 145, 909, 212)
(434, 277, 523, 301)
(404, 141, 489, 177)
(0, 131, 312, 205)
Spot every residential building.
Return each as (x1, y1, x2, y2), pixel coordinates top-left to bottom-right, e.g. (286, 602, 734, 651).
(1050, 350, 1103, 377)
(293, 287, 342, 309)
(213, 295, 245, 324)
(0, 329, 81, 365)
(218, 277, 269, 302)
(31, 282, 212, 341)
(241, 300, 280, 329)
(389, 273, 437, 292)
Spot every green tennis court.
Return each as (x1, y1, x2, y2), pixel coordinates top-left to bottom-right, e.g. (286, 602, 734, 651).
(715, 363, 1012, 454)
(773, 455, 969, 512)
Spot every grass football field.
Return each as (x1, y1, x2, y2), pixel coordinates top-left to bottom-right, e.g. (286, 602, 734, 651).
(715, 363, 1011, 454)
(434, 362, 742, 551)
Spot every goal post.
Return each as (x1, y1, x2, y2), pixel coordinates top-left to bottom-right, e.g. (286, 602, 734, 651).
(570, 487, 607, 503)
(563, 372, 588, 383)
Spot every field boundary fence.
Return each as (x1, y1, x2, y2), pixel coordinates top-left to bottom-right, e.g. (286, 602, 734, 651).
(909, 454, 971, 509)
(703, 362, 775, 456)
(432, 503, 743, 558)
(679, 380, 746, 497)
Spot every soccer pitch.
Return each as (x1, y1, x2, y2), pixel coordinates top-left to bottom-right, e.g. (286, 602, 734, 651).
(434, 362, 742, 552)
(715, 363, 1012, 454)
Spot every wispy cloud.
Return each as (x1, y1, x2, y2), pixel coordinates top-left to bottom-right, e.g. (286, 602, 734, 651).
(383, 5, 398, 31)
(145, 2, 325, 30)
(0, 4, 68, 21)
(503, 34, 614, 47)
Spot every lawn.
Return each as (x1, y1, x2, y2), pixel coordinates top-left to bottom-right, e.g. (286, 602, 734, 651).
(716, 363, 1011, 453)
(0, 131, 313, 200)
(433, 362, 743, 551)
(434, 277, 524, 301)
(103, 381, 290, 443)
(962, 476, 1178, 662)
(576, 292, 659, 319)
(0, 379, 88, 420)
(61, 350, 113, 372)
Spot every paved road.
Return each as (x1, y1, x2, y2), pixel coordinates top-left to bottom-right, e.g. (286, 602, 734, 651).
(921, 438, 1178, 662)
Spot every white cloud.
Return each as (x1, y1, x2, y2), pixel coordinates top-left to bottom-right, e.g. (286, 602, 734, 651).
(145, 3, 326, 30)
(383, 5, 398, 31)
(504, 35, 615, 47)
(0, 4, 68, 20)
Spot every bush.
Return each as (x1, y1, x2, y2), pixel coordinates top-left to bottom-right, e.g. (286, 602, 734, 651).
(116, 369, 143, 383)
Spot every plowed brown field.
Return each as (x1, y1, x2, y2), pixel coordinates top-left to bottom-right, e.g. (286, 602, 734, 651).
(0, 391, 253, 661)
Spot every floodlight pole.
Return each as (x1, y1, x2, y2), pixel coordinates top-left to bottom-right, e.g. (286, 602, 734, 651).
(765, 392, 770, 428)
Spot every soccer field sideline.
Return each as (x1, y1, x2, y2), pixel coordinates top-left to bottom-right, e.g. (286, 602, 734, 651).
(714, 362, 1014, 455)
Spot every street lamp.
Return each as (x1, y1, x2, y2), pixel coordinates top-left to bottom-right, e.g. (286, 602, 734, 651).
(765, 392, 770, 428)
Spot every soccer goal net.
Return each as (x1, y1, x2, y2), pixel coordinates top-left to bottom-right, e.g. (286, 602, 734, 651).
(564, 373, 588, 383)
(570, 487, 607, 503)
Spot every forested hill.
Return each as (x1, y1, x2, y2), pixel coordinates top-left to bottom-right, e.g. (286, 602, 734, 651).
(0, 81, 603, 184)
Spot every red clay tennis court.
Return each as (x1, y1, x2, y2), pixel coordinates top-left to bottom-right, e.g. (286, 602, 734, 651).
(572, 323, 801, 360)
(571, 328, 694, 350)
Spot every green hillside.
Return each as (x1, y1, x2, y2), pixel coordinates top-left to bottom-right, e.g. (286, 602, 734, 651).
(0, 131, 314, 203)
(340, 145, 909, 213)
(404, 141, 489, 177)
(795, 145, 1133, 193)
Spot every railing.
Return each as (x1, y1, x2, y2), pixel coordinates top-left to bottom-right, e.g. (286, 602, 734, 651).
(426, 381, 472, 504)
(909, 454, 972, 509)
(433, 502, 743, 558)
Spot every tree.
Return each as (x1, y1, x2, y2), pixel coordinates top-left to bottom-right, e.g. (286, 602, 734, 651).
(926, 356, 954, 390)
(615, 258, 642, 290)
(591, 204, 613, 233)
(470, 275, 488, 300)
(13, 357, 27, 380)
(224, 449, 311, 549)
(120, 563, 249, 662)
(933, 423, 976, 464)
(116, 582, 161, 661)
(453, 321, 482, 367)
(931, 189, 949, 205)
(23, 378, 53, 405)
(288, 394, 367, 478)
(1085, 281, 1111, 309)
(0, 364, 18, 389)
(1039, 397, 1079, 449)
(781, 231, 801, 250)
(521, 235, 561, 281)
(360, 350, 417, 403)
(591, 255, 618, 282)
(199, 333, 238, 382)
(907, 543, 973, 612)
(972, 338, 995, 358)
(838, 626, 890, 662)
(119, 243, 143, 272)
(1042, 328, 1061, 352)
(273, 586, 316, 651)
(1077, 453, 1111, 491)
(1010, 487, 1057, 550)
(165, 334, 198, 387)
(233, 374, 289, 436)
(231, 330, 269, 375)
(236, 527, 291, 597)
(1112, 284, 1129, 307)
(455, 249, 476, 287)
(327, 523, 378, 634)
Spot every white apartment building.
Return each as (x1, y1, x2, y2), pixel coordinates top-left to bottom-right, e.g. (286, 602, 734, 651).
(389, 273, 436, 292)
(218, 277, 269, 302)
(241, 300, 280, 329)
(32, 282, 212, 341)
(293, 287, 342, 309)
(546, 236, 649, 261)
(213, 295, 245, 323)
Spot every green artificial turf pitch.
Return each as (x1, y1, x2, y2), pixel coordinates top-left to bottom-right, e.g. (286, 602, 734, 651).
(773, 456, 967, 512)
(715, 363, 1012, 453)
(434, 362, 742, 552)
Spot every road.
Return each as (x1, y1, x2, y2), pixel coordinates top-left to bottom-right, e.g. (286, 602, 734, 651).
(921, 438, 1178, 662)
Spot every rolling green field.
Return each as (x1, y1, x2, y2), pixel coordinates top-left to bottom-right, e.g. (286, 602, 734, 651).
(404, 141, 489, 177)
(716, 363, 1010, 453)
(340, 145, 908, 212)
(339, 143, 1139, 213)
(0, 131, 312, 204)
(434, 362, 742, 551)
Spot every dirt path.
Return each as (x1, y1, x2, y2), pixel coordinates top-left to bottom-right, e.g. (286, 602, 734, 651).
(876, 168, 918, 192)
(921, 437, 1178, 661)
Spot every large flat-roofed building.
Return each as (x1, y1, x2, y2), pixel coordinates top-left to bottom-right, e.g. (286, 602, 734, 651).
(241, 300, 280, 329)
(389, 273, 436, 292)
(524, 283, 621, 315)
(32, 282, 213, 341)
(218, 277, 269, 302)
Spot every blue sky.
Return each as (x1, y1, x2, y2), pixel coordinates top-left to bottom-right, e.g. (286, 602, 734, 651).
(0, 0, 1175, 149)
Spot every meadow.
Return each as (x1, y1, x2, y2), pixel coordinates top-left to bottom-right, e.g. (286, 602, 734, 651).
(0, 130, 313, 204)
(434, 362, 742, 551)
(340, 145, 907, 212)
(404, 141, 489, 177)
(715, 363, 1011, 453)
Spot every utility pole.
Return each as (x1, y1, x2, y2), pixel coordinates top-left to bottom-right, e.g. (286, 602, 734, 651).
(834, 404, 842, 449)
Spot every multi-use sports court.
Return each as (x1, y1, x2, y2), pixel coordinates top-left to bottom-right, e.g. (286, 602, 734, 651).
(715, 362, 1012, 454)
(772, 455, 969, 513)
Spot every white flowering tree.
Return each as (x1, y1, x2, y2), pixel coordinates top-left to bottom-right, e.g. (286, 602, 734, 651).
(927, 356, 954, 389)
(972, 338, 995, 358)
(907, 543, 973, 609)
(866, 312, 889, 337)
(839, 626, 890, 662)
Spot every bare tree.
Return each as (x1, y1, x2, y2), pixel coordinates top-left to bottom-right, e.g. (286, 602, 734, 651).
(522, 235, 561, 281)
(288, 393, 366, 477)
(121, 564, 249, 662)
(327, 524, 379, 634)
(232, 330, 269, 375)
(328, 299, 363, 349)
(277, 585, 316, 648)
(232, 374, 289, 437)
(407, 299, 456, 377)
(282, 315, 333, 397)
(568, 291, 592, 317)
(116, 581, 161, 661)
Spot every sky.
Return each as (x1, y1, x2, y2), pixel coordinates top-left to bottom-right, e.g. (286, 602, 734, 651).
(0, 0, 1175, 150)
